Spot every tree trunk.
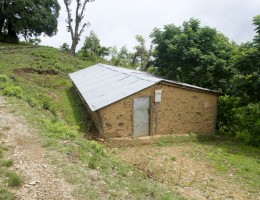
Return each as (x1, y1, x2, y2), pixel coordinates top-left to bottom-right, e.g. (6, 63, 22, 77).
(5, 19, 18, 43)
(70, 39, 78, 56)
(0, 14, 4, 34)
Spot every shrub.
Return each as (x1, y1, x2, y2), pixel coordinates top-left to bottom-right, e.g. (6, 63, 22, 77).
(43, 120, 79, 140)
(3, 86, 23, 98)
(41, 96, 56, 115)
(0, 74, 7, 82)
(217, 95, 241, 135)
(218, 95, 260, 146)
(26, 96, 40, 108)
(235, 104, 260, 146)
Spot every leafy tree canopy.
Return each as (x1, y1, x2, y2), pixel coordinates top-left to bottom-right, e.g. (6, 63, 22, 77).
(132, 35, 153, 71)
(231, 16, 260, 103)
(150, 18, 237, 92)
(0, 0, 60, 42)
(78, 31, 110, 61)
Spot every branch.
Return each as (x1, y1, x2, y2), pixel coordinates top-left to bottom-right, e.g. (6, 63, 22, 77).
(63, 0, 74, 38)
(78, 22, 90, 38)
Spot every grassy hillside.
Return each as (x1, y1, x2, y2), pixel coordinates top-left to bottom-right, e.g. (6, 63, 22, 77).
(0, 45, 182, 199)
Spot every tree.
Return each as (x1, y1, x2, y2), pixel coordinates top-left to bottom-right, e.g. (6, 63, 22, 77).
(63, 0, 95, 56)
(59, 43, 70, 53)
(78, 31, 109, 61)
(132, 35, 153, 71)
(150, 18, 236, 92)
(110, 46, 132, 67)
(0, 0, 60, 43)
(231, 16, 260, 103)
(253, 15, 260, 49)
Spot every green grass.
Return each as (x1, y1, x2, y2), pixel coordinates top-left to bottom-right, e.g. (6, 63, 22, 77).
(185, 139, 260, 192)
(0, 45, 183, 199)
(1, 160, 13, 168)
(0, 42, 30, 47)
(5, 171, 23, 187)
(0, 189, 15, 200)
(154, 134, 260, 193)
(0, 144, 20, 197)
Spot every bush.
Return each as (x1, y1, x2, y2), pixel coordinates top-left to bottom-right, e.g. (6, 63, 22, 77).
(41, 96, 56, 115)
(217, 95, 241, 135)
(43, 120, 79, 140)
(235, 104, 260, 146)
(3, 86, 23, 98)
(0, 74, 7, 82)
(217, 95, 260, 146)
(26, 96, 40, 108)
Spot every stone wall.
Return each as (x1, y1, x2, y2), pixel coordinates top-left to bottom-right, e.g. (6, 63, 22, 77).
(96, 83, 218, 138)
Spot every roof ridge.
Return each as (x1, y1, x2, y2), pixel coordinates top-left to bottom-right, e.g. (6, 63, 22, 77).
(98, 63, 161, 83)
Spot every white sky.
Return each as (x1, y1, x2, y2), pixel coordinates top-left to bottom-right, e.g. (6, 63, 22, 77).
(40, 0, 260, 52)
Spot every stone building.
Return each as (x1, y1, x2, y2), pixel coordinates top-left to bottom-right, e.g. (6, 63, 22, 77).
(69, 64, 220, 138)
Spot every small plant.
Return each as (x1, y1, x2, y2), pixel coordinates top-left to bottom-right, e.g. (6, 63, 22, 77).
(0, 74, 7, 82)
(5, 171, 23, 187)
(1, 160, 13, 167)
(0, 189, 15, 200)
(2, 126, 11, 131)
(41, 96, 57, 115)
(26, 96, 39, 108)
(3, 86, 23, 98)
(170, 157, 176, 161)
(88, 156, 99, 169)
(43, 120, 78, 140)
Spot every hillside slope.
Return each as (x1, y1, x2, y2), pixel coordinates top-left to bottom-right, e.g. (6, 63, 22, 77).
(0, 46, 182, 199)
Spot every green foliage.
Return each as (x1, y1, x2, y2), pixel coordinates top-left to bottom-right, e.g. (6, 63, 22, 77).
(26, 96, 40, 108)
(5, 171, 22, 187)
(235, 104, 260, 146)
(28, 47, 90, 73)
(0, 189, 15, 200)
(231, 43, 260, 103)
(132, 35, 153, 71)
(151, 18, 236, 93)
(59, 43, 70, 53)
(218, 96, 260, 146)
(3, 86, 23, 98)
(1, 160, 13, 168)
(0, 0, 60, 41)
(41, 96, 57, 115)
(110, 46, 133, 67)
(253, 15, 260, 49)
(28, 38, 41, 46)
(217, 95, 241, 134)
(0, 74, 7, 82)
(43, 120, 79, 140)
(78, 31, 110, 61)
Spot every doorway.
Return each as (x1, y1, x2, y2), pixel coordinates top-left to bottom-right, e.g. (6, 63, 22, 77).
(133, 97, 150, 137)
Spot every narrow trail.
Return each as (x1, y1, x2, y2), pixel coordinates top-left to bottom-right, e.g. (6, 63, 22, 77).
(0, 96, 75, 200)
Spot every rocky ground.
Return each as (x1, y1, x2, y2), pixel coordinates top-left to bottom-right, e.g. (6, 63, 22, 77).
(0, 97, 75, 200)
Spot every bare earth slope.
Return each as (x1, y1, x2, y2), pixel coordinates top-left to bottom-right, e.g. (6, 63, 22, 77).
(0, 96, 74, 200)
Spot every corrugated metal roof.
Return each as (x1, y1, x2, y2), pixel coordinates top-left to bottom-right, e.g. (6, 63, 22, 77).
(69, 63, 219, 111)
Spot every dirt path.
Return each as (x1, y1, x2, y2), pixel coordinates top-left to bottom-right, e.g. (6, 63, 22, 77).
(0, 97, 75, 200)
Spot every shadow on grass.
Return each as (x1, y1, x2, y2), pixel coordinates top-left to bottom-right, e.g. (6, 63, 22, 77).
(64, 86, 93, 134)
